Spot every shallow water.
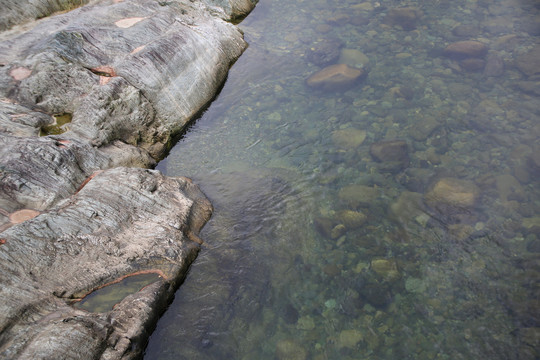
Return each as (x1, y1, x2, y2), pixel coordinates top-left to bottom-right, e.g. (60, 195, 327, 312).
(145, 0, 540, 359)
(75, 272, 161, 313)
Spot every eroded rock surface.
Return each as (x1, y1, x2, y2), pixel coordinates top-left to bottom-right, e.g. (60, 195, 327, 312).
(0, 0, 252, 161)
(0, 168, 213, 359)
(0, 0, 255, 358)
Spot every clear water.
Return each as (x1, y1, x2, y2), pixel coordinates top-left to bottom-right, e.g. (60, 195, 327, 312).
(75, 272, 161, 313)
(145, 0, 540, 359)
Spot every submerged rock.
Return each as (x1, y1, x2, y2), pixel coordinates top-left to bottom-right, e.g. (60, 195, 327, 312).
(338, 329, 364, 349)
(515, 45, 540, 76)
(337, 210, 367, 230)
(452, 24, 481, 37)
(331, 128, 367, 149)
(484, 53, 504, 76)
(370, 139, 409, 164)
(338, 184, 380, 209)
(306, 64, 365, 91)
(306, 38, 343, 66)
(275, 339, 307, 360)
(385, 7, 422, 31)
(460, 58, 486, 72)
(371, 259, 401, 282)
(424, 177, 480, 212)
(443, 41, 488, 59)
(338, 48, 370, 69)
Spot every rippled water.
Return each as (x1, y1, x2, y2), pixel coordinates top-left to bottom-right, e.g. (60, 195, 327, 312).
(144, 0, 540, 359)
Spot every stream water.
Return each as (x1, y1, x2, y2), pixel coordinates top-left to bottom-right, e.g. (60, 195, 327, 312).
(144, 0, 540, 359)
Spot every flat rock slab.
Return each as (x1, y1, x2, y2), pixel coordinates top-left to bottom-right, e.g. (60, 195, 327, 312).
(0, 167, 212, 359)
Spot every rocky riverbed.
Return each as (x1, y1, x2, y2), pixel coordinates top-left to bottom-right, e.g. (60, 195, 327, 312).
(0, 0, 256, 358)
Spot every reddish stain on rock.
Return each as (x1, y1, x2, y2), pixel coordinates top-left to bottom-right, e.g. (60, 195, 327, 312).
(9, 67, 32, 81)
(56, 139, 71, 149)
(115, 17, 145, 28)
(131, 45, 146, 54)
(99, 76, 112, 85)
(0, 238, 6, 245)
(75, 170, 103, 194)
(91, 65, 116, 77)
(9, 209, 40, 224)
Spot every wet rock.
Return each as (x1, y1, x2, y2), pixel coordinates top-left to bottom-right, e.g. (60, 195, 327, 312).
(306, 38, 343, 66)
(370, 139, 409, 164)
(330, 224, 347, 239)
(391, 85, 415, 101)
(515, 45, 540, 76)
(408, 115, 440, 141)
(281, 303, 299, 324)
(448, 223, 476, 241)
(516, 81, 540, 96)
(296, 315, 315, 330)
(460, 58, 486, 72)
(443, 41, 488, 59)
(338, 329, 363, 349)
(484, 53, 504, 77)
(518, 17, 540, 36)
(359, 279, 393, 308)
(371, 259, 400, 281)
(0, 168, 213, 360)
(338, 184, 380, 209)
(306, 64, 365, 91)
(337, 210, 367, 229)
(517, 327, 540, 358)
(527, 238, 540, 253)
(452, 24, 481, 37)
(522, 217, 540, 236)
(496, 174, 526, 202)
(275, 339, 307, 360)
(424, 177, 480, 212)
(338, 48, 370, 69)
(314, 216, 336, 238)
(331, 128, 367, 149)
(389, 191, 427, 227)
(327, 12, 350, 27)
(385, 7, 422, 31)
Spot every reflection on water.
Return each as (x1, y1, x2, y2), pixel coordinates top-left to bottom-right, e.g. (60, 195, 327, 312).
(145, 0, 540, 359)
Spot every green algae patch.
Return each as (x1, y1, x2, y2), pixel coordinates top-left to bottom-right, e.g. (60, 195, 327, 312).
(40, 113, 72, 136)
(74, 272, 162, 313)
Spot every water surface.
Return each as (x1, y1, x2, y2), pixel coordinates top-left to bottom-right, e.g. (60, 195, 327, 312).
(145, 0, 540, 359)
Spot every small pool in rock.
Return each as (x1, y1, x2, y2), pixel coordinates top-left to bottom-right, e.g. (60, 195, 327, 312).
(74, 272, 162, 313)
(40, 113, 72, 136)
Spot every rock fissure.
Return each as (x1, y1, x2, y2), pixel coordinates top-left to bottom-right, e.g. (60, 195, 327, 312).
(0, 0, 256, 358)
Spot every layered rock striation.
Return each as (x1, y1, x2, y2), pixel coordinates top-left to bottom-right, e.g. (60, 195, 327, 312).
(0, 0, 256, 358)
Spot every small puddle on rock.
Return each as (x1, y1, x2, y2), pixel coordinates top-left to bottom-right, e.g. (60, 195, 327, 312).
(40, 113, 72, 136)
(74, 272, 162, 313)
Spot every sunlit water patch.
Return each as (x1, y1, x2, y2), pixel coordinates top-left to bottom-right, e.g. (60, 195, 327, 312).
(145, 0, 540, 359)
